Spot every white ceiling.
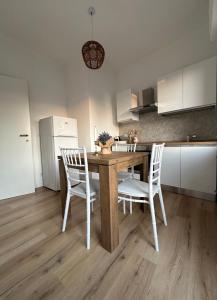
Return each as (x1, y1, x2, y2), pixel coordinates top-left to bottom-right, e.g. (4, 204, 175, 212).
(0, 0, 210, 70)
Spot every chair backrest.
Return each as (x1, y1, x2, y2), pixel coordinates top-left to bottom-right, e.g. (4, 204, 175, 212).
(60, 147, 90, 197)
(149, 143, 165, 189)
(113, 143, 136, 152)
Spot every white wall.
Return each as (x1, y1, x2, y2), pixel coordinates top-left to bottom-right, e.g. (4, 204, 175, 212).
(65, 58, 119, 151)
(65, 61, 92, 150)
(88, 65, 119, 151)
(1, 12, 214, 190)
(0, 34, 67, 187)
(0, 33, 118, 188)
(117, 20, 217, 102)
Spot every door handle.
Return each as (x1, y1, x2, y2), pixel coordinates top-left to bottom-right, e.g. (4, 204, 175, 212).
(19, 134, 29, 137)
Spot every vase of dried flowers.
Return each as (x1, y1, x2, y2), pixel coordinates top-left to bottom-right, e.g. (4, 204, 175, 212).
(97, 131, 113, 154)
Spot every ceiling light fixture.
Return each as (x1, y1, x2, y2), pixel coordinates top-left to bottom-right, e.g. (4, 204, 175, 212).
(82, 7, 105, 70)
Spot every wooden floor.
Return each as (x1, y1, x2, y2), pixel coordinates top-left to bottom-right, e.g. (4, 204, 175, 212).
(0, 188, 216, 300)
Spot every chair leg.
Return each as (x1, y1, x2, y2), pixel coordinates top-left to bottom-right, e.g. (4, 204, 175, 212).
(86, 197, 91, 249)
(129, 199, 133, 214)
(131, 167, 134, 179)
(158, 187, 167, 226)
(149, 195, 159, 252)
(123, 200, 126, 214)
(62, 192, 71, 232)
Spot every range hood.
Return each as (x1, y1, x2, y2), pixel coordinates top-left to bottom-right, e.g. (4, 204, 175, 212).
(129, 87, 157, 113)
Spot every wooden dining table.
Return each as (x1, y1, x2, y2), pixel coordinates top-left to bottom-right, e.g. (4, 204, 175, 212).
(58, 151, 149, 253)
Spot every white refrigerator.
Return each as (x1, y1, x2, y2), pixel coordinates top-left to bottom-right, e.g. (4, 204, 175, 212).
(39, 116, 78, 191)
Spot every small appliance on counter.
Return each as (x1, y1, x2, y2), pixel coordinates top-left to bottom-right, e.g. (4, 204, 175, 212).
(114, 136, 120, 142)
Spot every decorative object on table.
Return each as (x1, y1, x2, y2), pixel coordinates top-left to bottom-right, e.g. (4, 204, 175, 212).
(128, 129, 138, 144)
(96, 131, 113, 154)
(82, 7, 105, 70)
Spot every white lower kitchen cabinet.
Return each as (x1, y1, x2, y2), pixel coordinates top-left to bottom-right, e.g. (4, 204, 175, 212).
(181, 147, 217, 195)
(161, 147, 181, 187)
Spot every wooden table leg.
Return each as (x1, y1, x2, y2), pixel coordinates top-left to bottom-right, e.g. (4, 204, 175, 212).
(59, 159, 71, 218)
(139, 155, 149, 212)
(99, 164, 119, 253)
(140, 155, 149, 182)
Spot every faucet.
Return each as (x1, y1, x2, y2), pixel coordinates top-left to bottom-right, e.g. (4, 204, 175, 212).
(191, 134, 197, 140)
(186, 134, 197, 142)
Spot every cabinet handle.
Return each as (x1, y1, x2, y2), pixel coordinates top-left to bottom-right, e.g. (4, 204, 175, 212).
(19, 134, 29, 137)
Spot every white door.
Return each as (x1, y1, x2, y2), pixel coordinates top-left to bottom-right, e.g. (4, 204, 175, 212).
(53, 116, 78, 137)
(181, 146, 216, 194)
(0, 75, 35, 200)
(157, 71, 183, 114)
(183, 57, 216, 109)
(161, 147, 181, 187)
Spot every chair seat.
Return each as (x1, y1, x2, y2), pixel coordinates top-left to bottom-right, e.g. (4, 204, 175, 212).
(71, 179, 99, 198)
(118, 179, 159, 198)
(118, 171, 132, 181)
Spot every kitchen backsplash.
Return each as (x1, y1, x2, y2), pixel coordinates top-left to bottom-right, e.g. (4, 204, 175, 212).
(119, 108, 217, 142)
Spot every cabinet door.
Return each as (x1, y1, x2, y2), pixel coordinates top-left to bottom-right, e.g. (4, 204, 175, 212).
(183, 57, 217, 109)
(157, 71, 182, 114)
(161, 147, 181, 187)
(53, 116, 77, 137)
(116, 89, 139, 123)
(181, 147, 217, 194)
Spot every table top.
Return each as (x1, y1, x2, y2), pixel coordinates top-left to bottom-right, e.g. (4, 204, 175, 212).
(58, 152, 149, 166)
(86, 151, 149, 166)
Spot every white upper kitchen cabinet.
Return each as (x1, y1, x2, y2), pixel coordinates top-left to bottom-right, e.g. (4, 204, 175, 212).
(183, 57, 217, 109)
(161, 147, 181, 188)
(157, 56, 217, 114)
(116, 89, 139, 123)
(157, 71, 183, 114)
(181, 146, 217, 195)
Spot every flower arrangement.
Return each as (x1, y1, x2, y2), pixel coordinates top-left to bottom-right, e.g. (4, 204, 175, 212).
(96, 131, 113, 154)
(98, 131, 112, 145)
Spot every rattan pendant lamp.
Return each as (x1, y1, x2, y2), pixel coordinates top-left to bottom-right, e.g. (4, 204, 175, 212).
(82, 7, 105, 69)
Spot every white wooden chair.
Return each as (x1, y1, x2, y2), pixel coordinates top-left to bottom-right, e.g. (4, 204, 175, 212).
(113, 143, 137, 214)
(112, 143, 137, 181)
(60, 147, 99, 249)
(118, 143, 167, 252)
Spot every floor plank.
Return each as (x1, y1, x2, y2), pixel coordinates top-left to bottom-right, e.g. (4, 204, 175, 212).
(0, 188, 216, 300)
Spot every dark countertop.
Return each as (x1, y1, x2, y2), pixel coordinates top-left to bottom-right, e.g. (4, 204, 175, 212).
(136, 140, 217, 146)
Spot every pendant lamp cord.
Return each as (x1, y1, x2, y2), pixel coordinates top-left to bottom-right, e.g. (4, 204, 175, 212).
(90, 11, 94, 40)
